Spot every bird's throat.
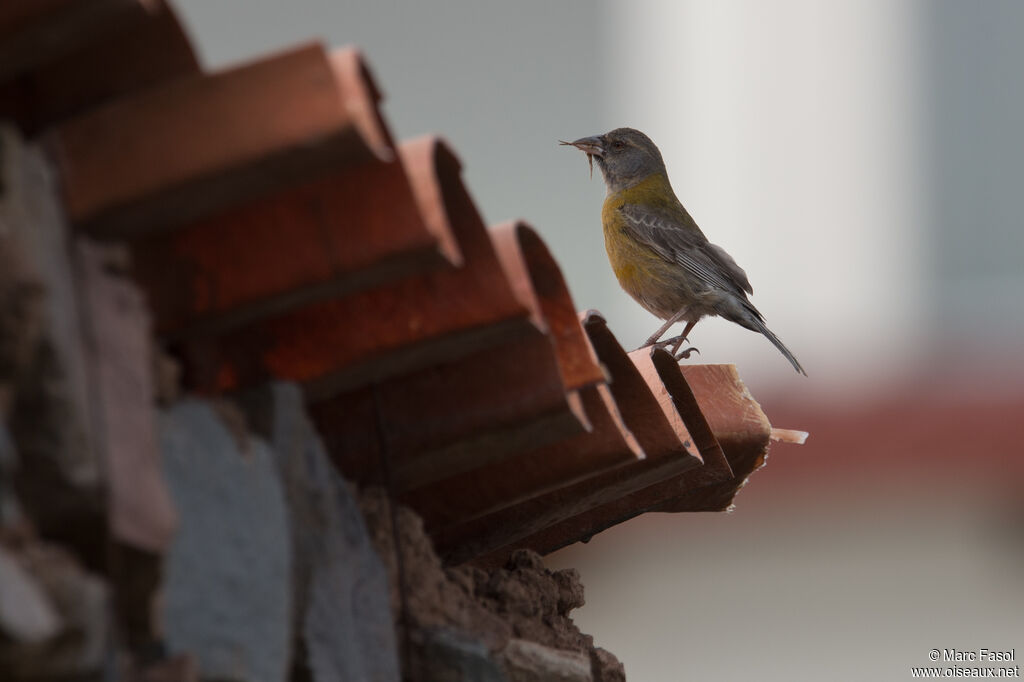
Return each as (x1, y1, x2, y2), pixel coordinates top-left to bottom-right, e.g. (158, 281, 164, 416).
(606, 171, 677, 207)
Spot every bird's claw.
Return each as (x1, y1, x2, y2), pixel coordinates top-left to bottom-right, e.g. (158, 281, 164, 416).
(674, 346, 700, 360)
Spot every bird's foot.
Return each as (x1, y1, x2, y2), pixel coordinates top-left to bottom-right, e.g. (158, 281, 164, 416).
(645, 333, 687, 352)
(675, 346, 700, 361)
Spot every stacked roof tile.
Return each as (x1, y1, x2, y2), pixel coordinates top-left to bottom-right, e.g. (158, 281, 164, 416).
(2, 0, 799, 567)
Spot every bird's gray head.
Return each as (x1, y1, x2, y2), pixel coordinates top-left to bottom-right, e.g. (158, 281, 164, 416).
(561, 127, 667, 193)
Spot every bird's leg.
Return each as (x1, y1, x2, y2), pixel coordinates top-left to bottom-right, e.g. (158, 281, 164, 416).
(668, 320, 697, 358)
(652, 333, 685, 351)
(643, 308, 689, 347)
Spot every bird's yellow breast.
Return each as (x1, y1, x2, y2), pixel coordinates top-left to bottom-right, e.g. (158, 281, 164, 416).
(601, 173, 676, 284)
(600, 172, 689, 318)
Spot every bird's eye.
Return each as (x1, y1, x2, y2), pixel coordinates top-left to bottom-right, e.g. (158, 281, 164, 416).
(611, 140, 626, 151)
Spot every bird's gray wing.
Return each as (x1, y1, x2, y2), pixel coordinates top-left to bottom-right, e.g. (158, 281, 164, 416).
(618, 203, 754, 297)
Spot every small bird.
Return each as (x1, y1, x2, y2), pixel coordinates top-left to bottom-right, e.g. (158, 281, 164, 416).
(561, 127, 806, 375)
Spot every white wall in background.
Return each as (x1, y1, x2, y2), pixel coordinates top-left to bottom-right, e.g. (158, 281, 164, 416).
(602, 1, 930, 395)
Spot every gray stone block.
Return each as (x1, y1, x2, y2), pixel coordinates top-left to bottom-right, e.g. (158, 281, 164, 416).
(0, 544, 60, 644)
(0, 126, 97, 493)
(409, 627, 507, 682)
(76, 239, 176, 554)
(238, 382, 400, 682)
(0, 422, 23, 526)
(2, 126, 105, 558)
(160, 400, 291, 682)
(0, 541, 111, 679)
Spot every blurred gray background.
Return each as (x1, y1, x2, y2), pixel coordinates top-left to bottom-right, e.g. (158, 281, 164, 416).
(175, 1, 1024, 679)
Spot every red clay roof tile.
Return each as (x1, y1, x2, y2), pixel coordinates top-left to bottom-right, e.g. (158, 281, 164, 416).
(0, 0, 198, 134)
(2, 0, 800, 569)
(583, 311, 703, 464)
(309, 329, 591, 491)
(177, 138, 548, 396)
(469, 350, 736, 564)
(130, 135, 464, 339)
(656, 364, 773, 512)
(491, 222, 605, 392)
(0, 0, 159, 81)
(433, 317, 719, 562)
(46, 44, 392, 237)
(403, 377, 644, 532)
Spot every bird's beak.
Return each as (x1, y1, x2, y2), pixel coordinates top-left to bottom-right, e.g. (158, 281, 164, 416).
(559, 135, 605, 158)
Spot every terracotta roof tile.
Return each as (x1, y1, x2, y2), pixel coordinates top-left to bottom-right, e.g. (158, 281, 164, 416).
(178, 141, 553, 395)
(582, 311, 703, 464)
(430, 321, 717, 562)
(45, 44, 392, 237)
(629, 348, 725, 470)
(0, 0, 161, 81)
(303, 212, 613, 493)
(2, 1, 802, 571)
(0, 8, 813, 672)
(130, 135, 463, 339)
(468, 350, 736, 564)
(309, 330, 591, 491)
(491, 222, 605, 392)
(404, 375, 644, 531)
(0, 0, 198, 134)
(657, 364, 773, 512)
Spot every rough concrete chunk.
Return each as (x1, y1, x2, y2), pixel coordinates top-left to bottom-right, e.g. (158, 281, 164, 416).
(360, 488, 512, 653)
(238, 382, 400, 682)
(500, 639, 591, 682)
(474, 549, 591, 653)
(160, 400, 291, 682)
(590, 648, 626, 682)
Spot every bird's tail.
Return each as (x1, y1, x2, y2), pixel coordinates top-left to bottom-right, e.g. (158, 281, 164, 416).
(729, 303, 806, 375)
(752, 318, 806, 376)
